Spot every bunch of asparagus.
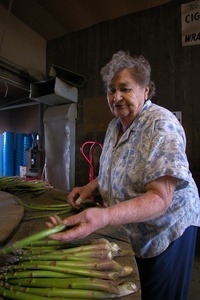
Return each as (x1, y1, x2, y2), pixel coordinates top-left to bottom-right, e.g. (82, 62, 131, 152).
(16, 197, 99, 221)
(0, 176, 52, 197)
(16, 200, 77, 221)
(0, 176, 98, 221)
(0, 225, 137, 299)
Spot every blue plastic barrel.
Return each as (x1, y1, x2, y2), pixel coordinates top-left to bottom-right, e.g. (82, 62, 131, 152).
(15, 133, 25, 176)
(2, 132, 15, 176)
(0, 134, 3, 176)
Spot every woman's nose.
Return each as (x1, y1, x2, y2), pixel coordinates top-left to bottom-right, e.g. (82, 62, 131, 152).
(113, 90, 122, 102)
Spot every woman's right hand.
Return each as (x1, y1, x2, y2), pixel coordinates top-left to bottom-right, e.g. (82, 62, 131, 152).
(67, 185, 92, 209)
(68, 177, 99, 209)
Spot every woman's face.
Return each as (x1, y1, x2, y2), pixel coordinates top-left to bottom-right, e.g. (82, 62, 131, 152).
(106, 68, 149, 130)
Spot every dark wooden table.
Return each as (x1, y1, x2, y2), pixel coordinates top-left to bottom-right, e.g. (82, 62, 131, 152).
(0, 188, 141, 300)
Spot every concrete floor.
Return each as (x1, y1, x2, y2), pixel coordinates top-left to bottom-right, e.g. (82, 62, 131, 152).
(188, 230, 200, 300)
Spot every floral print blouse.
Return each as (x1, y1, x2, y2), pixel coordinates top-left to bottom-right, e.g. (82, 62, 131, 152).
(98, 100, 200, 258)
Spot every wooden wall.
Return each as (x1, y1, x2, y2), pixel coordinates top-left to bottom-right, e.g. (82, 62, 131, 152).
(0, 105, 39, 134)
(46, 0, 200, 188)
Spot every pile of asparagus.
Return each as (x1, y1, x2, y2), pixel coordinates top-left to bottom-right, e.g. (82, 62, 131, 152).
(0, 176, 99, 221)
(0, 225, 137, 299)
(0, 176, 52, 197)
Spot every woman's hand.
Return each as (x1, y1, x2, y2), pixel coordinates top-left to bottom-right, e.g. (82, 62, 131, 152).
(67, 178, 99, 209)
(67, 186, 90, 208)
(46, 207, 109, 241)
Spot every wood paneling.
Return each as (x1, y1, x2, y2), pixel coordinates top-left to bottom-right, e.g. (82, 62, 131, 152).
(83, 96, 113, 132)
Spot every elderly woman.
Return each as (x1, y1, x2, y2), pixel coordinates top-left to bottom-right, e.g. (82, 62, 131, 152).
(47, 51, 200, 300)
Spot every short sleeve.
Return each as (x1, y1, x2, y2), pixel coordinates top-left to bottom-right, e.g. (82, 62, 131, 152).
(143, 118, 190, 190)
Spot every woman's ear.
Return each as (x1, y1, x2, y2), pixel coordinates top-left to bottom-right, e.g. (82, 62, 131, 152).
(144, 87, 150, 100)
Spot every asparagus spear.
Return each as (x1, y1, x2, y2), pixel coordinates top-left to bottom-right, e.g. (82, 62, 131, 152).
(5, 261, 123, 280)
(26, 237, 110, 248)
(16, 200, 71, 211)
(0, 224, 66, 255)
(0, 286, 49, 300)
(5, 281, 137, 298)
(15, 255, 124, 271)
(23, 209, 75, 221)
(48, 242, 121, 254)
(1, 270, 76, 279)
(8, 277, 119, 294)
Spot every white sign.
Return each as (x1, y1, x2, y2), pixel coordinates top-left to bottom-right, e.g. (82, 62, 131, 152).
(181, 1, 200, 46)
(172, 111, 182, 124)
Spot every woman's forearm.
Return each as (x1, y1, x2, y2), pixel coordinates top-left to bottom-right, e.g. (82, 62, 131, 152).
(85, 177, 99, 195)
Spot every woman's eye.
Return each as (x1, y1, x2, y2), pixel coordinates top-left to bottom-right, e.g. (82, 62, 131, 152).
(107, 88, 115, 94)
(107, 87, 132, 94)
(121, 88, 131, 92)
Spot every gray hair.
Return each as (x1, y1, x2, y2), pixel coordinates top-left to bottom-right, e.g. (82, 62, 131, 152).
(100, 51, 155, 99)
